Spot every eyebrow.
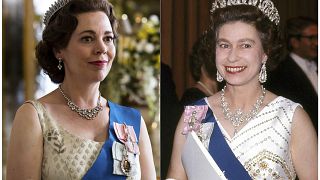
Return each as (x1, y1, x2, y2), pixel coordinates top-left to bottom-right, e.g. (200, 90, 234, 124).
(216, 38, 229, 43)
(79, 30, 113, 35)
(217, 38, 256, 44)
(238, 38, 255, 44)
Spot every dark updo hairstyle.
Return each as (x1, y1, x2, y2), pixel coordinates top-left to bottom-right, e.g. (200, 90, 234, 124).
(36, 0, 118, 83)
(189, 30, 217, 81)
(206, 5, 283, 71)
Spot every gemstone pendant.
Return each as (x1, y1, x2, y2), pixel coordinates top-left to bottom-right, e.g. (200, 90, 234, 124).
(57, 63, 62, 70)
(121, 156, 132, 175)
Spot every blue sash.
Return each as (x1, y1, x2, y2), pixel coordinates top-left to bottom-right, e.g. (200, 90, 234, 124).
(192, 99, 251, 180)
(82, 101, 141, 179)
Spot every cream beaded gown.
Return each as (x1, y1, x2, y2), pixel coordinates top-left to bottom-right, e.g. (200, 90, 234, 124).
(198, 96, 298, 179)
(26, 100, 104, 179)
(26, 100, 142, 180)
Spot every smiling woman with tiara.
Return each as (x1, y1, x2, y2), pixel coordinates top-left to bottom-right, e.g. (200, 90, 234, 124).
(167, 0, 317, 179)
(6, 0, 156, 179)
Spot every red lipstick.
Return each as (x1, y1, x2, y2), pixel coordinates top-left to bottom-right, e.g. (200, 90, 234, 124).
(225, 66, 246, 74)
(89, 60, 109, 67)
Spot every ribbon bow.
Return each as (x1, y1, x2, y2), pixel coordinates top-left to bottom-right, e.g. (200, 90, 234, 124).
(114, 122, 139, 154)
(182, 105, 208, 135)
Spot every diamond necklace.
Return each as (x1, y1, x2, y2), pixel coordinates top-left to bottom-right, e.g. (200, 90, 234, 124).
(220, 85, 266, 135)
(58, 85, 103, 120)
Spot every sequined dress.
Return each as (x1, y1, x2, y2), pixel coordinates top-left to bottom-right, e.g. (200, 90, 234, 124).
(201, 96, 298, 179)
(27, 100, 141, 180)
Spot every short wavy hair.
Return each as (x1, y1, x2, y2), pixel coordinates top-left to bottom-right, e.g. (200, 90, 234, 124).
(36, 0, 118, 83)
(207, 5, 283, 71)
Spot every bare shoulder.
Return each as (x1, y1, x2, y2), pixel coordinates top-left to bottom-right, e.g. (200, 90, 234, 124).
(12, 93, 54, 133)
(11, 102, 43, 137)
(292, 106, 313, 129)
(290, 103, 317, 179)
(290, 104, 316, 141)
(7, 102, 44, 179)
(15, 102, 39, 122)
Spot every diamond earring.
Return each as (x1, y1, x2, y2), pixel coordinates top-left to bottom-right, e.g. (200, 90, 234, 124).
(216, 71, 224, 82)
(57, 58, 63, 70)
(259, 61, 267, 83)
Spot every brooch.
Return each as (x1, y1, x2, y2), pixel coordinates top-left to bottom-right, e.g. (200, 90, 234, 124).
(112, 142, 138, 177)
(113, 122, 139, 176)
(121, 146, 132, 175)
(182, 105, 208, 135)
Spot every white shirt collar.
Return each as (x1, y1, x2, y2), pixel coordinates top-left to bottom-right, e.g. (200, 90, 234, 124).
(290, 52, 317, 72)
(290, 52, 318, 93)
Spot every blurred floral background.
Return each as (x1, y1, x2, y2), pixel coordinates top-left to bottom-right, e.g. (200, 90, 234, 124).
(106, 1, 160, 175)
(105, 14, 160, 118)
(3, 0, 160, 178)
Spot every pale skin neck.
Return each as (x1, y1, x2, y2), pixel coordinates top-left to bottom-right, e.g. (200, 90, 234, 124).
(223, 81, 263, 111)
(60, 76, 102, 108)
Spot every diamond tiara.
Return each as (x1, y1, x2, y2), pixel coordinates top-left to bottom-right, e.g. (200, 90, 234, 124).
(210, 0, 280, 25)
(43, 0, 71, 26)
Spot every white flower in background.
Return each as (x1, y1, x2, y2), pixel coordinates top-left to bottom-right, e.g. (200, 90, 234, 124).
(129, 39, 137, 49)
(120, 74, 130, 84)
(142, 67, 157, 97)
(145, 43, 155, 53)
(123, 51, 130, 59)
(149, 14, 159, 25)
(112, 15, 160, 118)
(145, 76, 157, 97)
(136, 39, 147, 52)
(133, 53, 140, 60)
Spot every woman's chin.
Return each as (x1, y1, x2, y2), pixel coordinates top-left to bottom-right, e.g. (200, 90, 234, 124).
(91, 72, 108, 82)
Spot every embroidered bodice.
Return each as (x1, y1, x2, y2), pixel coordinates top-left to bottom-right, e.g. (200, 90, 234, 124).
(27, 100, 142, 180)
(27, 100, 104, 180)
(205, 96, 298, 179)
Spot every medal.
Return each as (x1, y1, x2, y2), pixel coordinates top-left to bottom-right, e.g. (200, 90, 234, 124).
(113, 122, 140, 176)
(120, 150, 131, 176)
(121, 124, 133, 175)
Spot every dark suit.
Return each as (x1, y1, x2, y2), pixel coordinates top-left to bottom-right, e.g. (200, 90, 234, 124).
(180, 87, 206, 106)
(160, 63, 183, 178)
(266, 55, 318, 132)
